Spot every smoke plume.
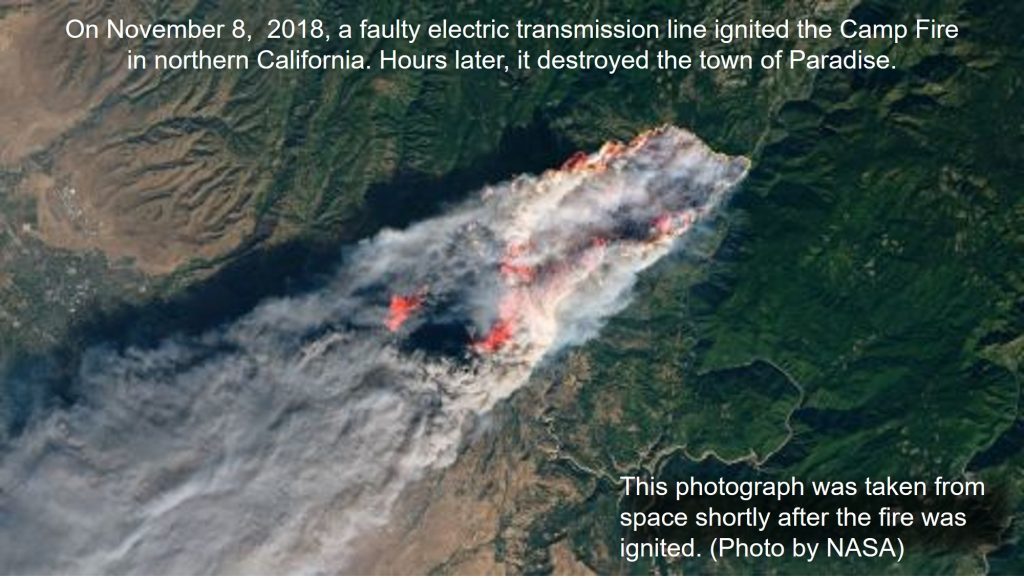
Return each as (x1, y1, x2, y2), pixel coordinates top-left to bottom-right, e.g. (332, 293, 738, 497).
(0, 126, 748, 573)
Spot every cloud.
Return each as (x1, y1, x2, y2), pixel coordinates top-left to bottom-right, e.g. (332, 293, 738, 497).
(0, 126, 748, 573)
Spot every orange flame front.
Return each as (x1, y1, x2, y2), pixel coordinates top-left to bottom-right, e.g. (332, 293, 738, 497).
(385, 290, 427, 332)
(472, 317, 516, 354)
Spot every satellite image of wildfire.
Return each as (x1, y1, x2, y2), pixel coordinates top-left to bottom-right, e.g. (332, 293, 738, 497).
(0, 0, 1021, 575)
(0, 127, 747, 573)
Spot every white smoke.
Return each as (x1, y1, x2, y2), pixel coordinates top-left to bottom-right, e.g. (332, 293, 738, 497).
(0, 126, 748, 573)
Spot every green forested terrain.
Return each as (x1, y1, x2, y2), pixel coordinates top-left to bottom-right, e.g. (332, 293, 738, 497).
(526, 1, 1024, 573)
(1, 0, 851, 356)
(0, 0, 1021, 573)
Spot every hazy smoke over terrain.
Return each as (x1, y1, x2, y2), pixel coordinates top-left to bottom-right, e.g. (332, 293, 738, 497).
(0, 127, 748, 573)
